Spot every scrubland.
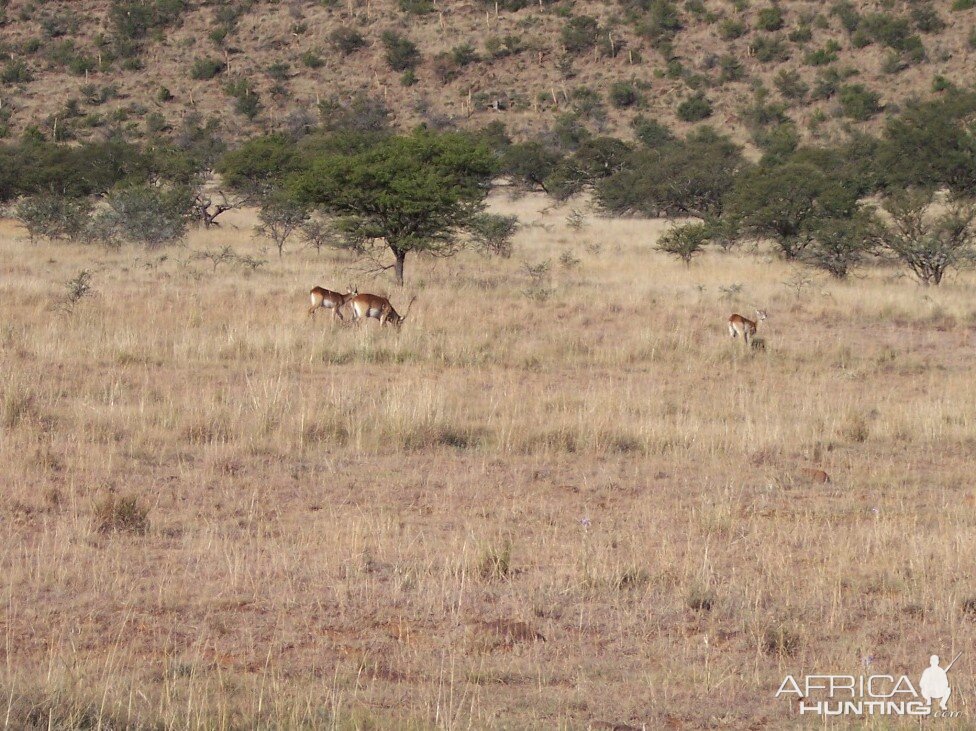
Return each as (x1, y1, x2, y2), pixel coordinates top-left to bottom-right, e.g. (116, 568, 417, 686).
(3, 193, 976, 729)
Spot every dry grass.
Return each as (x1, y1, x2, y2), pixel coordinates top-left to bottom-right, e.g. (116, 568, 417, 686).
(3, 192, 976, 728)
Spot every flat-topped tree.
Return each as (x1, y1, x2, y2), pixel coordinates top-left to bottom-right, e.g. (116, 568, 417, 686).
(289, 130, 497, 285)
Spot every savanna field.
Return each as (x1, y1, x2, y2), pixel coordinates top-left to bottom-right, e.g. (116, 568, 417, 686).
(2, 191, 976, 729)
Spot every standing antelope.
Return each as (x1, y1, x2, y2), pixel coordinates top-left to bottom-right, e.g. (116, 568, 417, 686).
(728, 310, 767, 347)
(309, 285, 357, 321)
(349, 293, 416, 329)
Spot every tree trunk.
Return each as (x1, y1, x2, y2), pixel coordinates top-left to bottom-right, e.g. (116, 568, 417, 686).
(393, 248, 407, 285)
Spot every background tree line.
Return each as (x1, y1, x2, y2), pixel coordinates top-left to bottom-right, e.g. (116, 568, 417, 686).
(2, 87, 976, 286)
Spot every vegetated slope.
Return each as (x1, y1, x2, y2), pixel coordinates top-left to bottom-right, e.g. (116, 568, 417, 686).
(0, 0, 973, 148)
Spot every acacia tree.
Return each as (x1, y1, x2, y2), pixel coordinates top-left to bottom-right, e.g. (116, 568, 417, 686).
(879, 191, 976, 285)
(289, 130, 497, 284)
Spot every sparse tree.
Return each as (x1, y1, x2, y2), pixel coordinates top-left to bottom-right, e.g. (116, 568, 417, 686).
(878, 191, 976, 285)
(803, 212, 879, 278)
(470, 213, 518, 258)
(15, 195, 92, 243)
(91, 185, 194, 248)
(256, 196, 309, 257)
(290, 130, 496, 284)
(656, 222, 710, 264)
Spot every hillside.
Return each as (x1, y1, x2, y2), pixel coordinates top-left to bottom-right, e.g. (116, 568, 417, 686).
(1, 0, 974, 148)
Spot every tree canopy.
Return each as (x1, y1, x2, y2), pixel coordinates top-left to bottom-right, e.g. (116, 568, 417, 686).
(289, 129, 497, 284)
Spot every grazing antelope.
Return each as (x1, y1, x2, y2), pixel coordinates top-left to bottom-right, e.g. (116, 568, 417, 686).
(349, 293, 416, 329)
(308, 285, 357, 321)
(728, 310, 767, 346)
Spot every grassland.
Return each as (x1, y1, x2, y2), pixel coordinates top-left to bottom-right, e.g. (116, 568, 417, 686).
(3, 193, 976, 728)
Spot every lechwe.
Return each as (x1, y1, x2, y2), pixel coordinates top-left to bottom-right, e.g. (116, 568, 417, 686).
(349, 293, 416, 329)
(309, 286, 357, 321)
(728, 310, 767, 347)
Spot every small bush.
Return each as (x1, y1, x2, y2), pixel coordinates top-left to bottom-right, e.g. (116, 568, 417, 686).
(718, 54, 745, 83)
(677, 92, 712, 121)
(718, 18, 746, 40)
(838, 84, 881, 120)
(657, 222, 710, 263)
(1, 59, 32, 84)
(330, 26, 366, 55)
(381, 30, 420, 71)
(301, 50, 324, 68)
(94, 494, 150, 535)
(190, 57, 225, 80)
(471, 213, 518, 258)
(609, 81, 640, 108)
(15, 196, 92, 242)
(774, 69, 808, 101)
(267, 61, 289, 82)
(751, 35, 790, 62)
(911, 4, 945, 33)
(804, 40, 840, 65)
(756, 6, 784, 31)
(952, 0, 975, 10)
(562, 15, 600, 54)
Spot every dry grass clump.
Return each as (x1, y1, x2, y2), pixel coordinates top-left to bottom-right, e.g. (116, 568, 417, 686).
(3, 195, 976, 727)
(93, 494, 150, 535)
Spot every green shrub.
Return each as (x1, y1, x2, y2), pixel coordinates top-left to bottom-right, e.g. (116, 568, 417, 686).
(1, 59, 32, 84)
(485, 34, 523, 58)
(718, 54, 745, 83)
(804, 40, 840, 65)
(302, 50, 324, 68)
(225, 79, 261, 119)
(677, 92, 712, 122)
(774, 69, 808, 101)
(399, 0, 433, 13)
(838, 84, 881, 120)
(15, 195, 93, 242)
(751, 35, 790, 62)
(267, 61, 289, 82)
(190, 57, 225, 80)
(756, 6, 784, 31)
(657, 222, 710, 264)
(562, 15, 600, 54)
(830, 0, 860, 32)
(609, 81, 640, 108)
(381, 30, 420, 71)
(329, 26, 366, 55)
(952, 0, 975, 10)
(788, 25, 813, 43)
(911, 3, 945, 32)
(718, 18, 745, 40)
(109, 0, 185, 40)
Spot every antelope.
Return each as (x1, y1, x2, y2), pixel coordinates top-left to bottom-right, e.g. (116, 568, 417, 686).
(308, 285, 357, 321)
(728, 310, 767, 347)
(349, 293, 416, 329)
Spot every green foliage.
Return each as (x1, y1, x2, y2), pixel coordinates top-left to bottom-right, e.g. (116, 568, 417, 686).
(831, 1, 861, 32)
(803, 212, 878, 278)
(911, 3, 945, 33)
(110, 0, 185, 40)
(952, 0, 976, 9)
(470, 213, 518, 257)
(92, 184, 194, 248)
(774, 69, 808, 101)
(500, 141, 563, 192)
(636, 0, 683, 47)
(381, 30, 420, 71)
(756, 6, 784, 31)
(190, 57, 225, 80)
(597, 127, 745, 218)
(724, 162, 859, 258)
(256, 195, 309, 257)
(718, 18, 746, 40)
(399, 0, 433, 13)
(225, 79, 261, 119)
(318, 92, 392, 134)
(216, 134, 299, 195)
(609, 81, 640, 108)
(267, 61, 290, 82)
(15, 195, 92, 242)
(1, 59, 32, 84)
(544, 136, 632, 200)
(330, 26, 366, 55)
(656, 222, 709, 263)
(562, 15, 601, 54)
(860, 12, 925, 61)
(677, 92, 712, 122)
(484, 35, 524, 58)
(879, 192, 976, 285)
(838, 84, 881, 120)
(751, 35, 790, 63)
(289, 130, 497, 284)
(302, 50, 324, 69)
(879, 92, 976, 194)
(718, 54, 745, 83)
(632, 115, 676, 148)
(804, 40, 840, 65)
